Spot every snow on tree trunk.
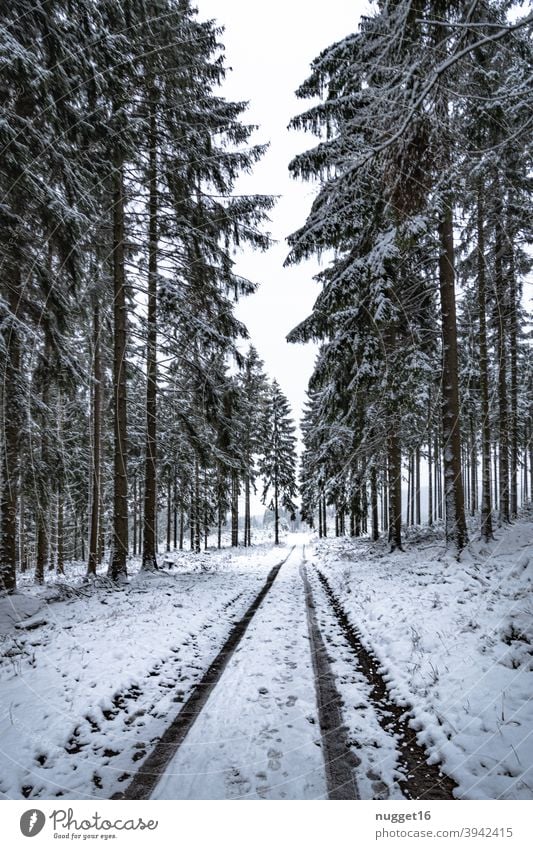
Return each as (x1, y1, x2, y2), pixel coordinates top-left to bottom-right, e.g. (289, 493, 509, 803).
(438, 194, 467, 553)
(109, 155, 129, 580)
(142, 109, 159, 572)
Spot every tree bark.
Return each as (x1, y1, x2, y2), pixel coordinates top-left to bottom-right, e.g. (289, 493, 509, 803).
(166, 475, 172, 553)
(387, 429, 402, 551)
(428, 425, 433, 526)
(494, 183, 509, 524)
(35, 335, 52, 585)
(19, 489, 27, 573)
(173, 474, 178, 550)
(193, 458, 201, 553)
(274, 461, 279, 545)
(108, 153, 129, 580)
(370, 467, 379, 541)
(438, 193, 467, 551)
(132, 472, 138, 557)
(57, 488, 64, 575)
(415, 447, 421, 524)
(142, 109, 159, 571)
(244, 475, 251, 546)
(508, 227, 518, 518)
(231, 471, 239, 547)
(88, 303, 102, 575)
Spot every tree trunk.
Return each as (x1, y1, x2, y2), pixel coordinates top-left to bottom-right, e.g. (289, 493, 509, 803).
(108, 153, 129, 580)
(406, 454, 411, 527)
(529, 414, 533, 504)
(470, 417, 477, 517)
(494, 184, 510, 525)
(523, 440, 528, 505)
(382, 466, 388, 533)
(508, 229, 518, 518)
(142, 109, 159, 571)
(35, 337, 52, 585)
(88, 303, 102, 575)
(388, 430, 402, 551)
(438, 193, 467, 551)
(98, 486, 105, 565)
(57, 488, 64, 575)
(132, 472, 138, 557)
(244, 476, 251, 546)
(0, 261, 24, 590)
(35, 516, 47, 585)
(428, 424, 433, 527)
(190, 487, 194, 551)
(193, 459, 201, 553)
(370, 467, 379, 541)
(203, 468, 208, 550)
(173, 474, 178, 550)
(231, 471, 239, 547)
(166, 476, 172, 553)
(493, 443, 498, 510)
(415, 447, 421, 524)
(19, 490, 27, 573)
(80, 512, 86, 562)
(274, 462, 279, 545)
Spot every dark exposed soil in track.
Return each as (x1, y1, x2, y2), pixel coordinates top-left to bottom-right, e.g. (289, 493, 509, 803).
(301, 560, 359, 799)
(316, 569, 458, 800)
(112, 548, 295, 800)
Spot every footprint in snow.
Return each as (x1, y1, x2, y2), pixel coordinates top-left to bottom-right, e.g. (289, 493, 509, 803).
(267, 748, 282, 771)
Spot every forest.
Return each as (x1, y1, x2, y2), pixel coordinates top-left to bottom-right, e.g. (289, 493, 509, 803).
(290, 1, 532, 554)
(0, 0, 531, 592)
(0, 0, 299, 592)
(0, 0, 532, 808)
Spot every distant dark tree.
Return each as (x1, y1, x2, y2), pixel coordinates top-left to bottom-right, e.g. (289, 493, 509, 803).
(259, 381, 298, 545)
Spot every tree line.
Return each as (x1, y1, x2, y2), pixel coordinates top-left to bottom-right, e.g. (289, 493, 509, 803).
(0, 0, 298, 591)
(288, 0, 532, 553)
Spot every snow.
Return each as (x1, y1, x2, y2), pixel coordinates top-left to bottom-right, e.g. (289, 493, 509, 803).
(0, 543, 284, 800)
(153, 544, 326, 799)
(1, 520, 532, 801)
(310, 520, 533, 800)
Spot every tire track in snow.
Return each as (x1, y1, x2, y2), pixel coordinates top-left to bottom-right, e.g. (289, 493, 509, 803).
(315, 568, 458, 800)
(300, 552, 359, 799)
(113, 547, 295, 800)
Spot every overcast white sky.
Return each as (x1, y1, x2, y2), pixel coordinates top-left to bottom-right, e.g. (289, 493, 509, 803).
(195, 0, 370, 430)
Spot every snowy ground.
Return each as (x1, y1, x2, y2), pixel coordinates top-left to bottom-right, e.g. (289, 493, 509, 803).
(153, 545, 326, 800)
(0, 520, 531, 801)
(0, 543, 284, 800)
(311, 518, 533, 800)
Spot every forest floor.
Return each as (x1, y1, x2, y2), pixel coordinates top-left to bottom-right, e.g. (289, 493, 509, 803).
(0, 518, 531, 801)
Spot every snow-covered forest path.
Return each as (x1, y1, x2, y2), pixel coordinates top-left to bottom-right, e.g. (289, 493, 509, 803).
(151, 544, 327, 800)
(3, 523, 529, 801)
(115, 541, 455, 801)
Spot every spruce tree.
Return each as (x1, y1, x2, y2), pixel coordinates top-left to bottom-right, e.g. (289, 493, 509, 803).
(259, 381, 298, 545)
